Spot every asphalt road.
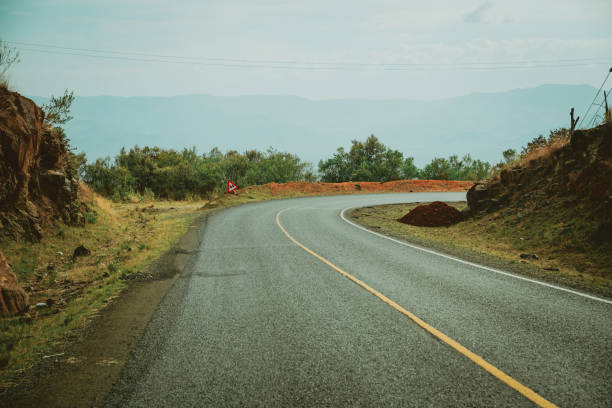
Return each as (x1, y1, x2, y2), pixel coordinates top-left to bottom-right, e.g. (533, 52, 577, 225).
(106, 193, 612, 407)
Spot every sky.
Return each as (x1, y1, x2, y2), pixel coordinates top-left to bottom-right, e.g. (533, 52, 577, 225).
(1, 0, 611, 99)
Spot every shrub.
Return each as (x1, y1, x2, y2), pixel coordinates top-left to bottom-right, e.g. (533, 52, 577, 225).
(319, 135, 406, 182)
(84, 211, 98, 224)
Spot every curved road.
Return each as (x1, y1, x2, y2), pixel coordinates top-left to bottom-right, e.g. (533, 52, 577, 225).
(106, 193, 612, 407)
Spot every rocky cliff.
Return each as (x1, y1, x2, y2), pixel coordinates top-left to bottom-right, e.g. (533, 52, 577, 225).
(467, 122, 612, 244)
(0, 87, 84, 243)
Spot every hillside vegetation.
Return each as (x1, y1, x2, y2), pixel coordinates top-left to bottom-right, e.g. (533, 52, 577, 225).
(83, 146, 314, 201)
(82, 135, 491, 201)
(318, 135, 491, 182)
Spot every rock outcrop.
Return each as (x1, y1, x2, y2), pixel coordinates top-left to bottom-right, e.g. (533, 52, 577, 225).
(0, 250, 29, 317)
(466, 122, 612, 242)
(0, 87, 84, 242)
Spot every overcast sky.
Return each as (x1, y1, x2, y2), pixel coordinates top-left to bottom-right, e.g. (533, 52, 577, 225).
(1, 0, 611, 99)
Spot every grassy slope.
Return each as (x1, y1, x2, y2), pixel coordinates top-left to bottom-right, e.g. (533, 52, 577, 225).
(0, 193, 202, 384)
(351, 202, 612, 298)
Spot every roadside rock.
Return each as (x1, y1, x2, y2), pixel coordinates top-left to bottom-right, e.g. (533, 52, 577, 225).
(0, 250, 29, 317)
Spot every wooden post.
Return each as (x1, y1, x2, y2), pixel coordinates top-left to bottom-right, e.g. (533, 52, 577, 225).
(605, 91, 610, 124)
(570, 107, 579, 135)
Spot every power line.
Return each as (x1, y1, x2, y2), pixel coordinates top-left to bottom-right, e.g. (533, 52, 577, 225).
(578, 68, 612, 128)
(15, 46, 612, 72)
(8, 40, 612, 69)
(582, 84, 612, 127)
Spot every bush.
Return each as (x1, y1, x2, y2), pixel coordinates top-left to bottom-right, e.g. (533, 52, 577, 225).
(494, 128, 571, 174)
(318, 135, 406, 182)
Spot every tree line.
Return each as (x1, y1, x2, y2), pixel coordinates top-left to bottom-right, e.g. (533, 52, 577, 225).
(0, 40, 584, 202)
(317, 135, 492, 183)
(82, 146, 314, 201)
(77, 135, 495, 201)
(34, 87, 501, 202)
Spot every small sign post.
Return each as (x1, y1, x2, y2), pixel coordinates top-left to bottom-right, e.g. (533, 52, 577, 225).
(227, 180, 238, 194)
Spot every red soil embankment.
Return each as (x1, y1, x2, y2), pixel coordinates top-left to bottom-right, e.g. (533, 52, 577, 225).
(240, 180, 473, 196)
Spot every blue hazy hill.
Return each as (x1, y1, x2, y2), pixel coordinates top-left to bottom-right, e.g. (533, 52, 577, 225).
(31, 84, 596, 167)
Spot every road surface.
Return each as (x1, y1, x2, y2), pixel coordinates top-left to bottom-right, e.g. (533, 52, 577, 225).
(106, 193, 612, 407)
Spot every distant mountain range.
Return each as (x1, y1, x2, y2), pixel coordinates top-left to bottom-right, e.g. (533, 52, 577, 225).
(31, 84, 597, 167)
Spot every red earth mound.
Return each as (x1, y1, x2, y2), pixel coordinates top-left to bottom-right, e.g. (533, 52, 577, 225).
(397, 201, 463, 227)
(240, 179, 473, 196)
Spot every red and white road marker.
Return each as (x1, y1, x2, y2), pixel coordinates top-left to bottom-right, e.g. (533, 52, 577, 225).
(227, 180, 238, 193)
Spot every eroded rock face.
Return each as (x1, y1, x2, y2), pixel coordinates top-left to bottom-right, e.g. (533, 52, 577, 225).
(0, 250, 28, 317)
(0, 87, 83, 242)
(466, 123, 612, 240)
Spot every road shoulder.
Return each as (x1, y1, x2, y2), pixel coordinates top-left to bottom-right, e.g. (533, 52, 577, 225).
(2, 211, 211, 407)
(348, 203, 612, 300)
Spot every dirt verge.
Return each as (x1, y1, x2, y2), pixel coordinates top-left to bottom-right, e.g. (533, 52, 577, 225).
(349, 203, 612, 299)
(0, 211, 211, 407)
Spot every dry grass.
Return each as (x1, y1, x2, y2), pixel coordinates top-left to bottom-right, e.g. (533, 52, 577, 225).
(522, 140, 565, 165)
(492, 130, 570, 181)
(0, 191, 204, 384)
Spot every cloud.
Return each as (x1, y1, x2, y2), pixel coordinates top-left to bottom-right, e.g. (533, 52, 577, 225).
(464, 1, 492, 23)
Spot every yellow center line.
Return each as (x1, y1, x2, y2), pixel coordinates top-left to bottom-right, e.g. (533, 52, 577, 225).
(275, 208, 559, 408)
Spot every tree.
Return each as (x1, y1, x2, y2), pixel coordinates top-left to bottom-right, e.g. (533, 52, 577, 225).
(502, 149, 517, 164)
(69, 152, 88, 180)
(421, 158, 451, 180)
(421, 154, 491, 181)
(42, 89, 75, 125)
(401, 157, 419, 179)
(465, 158, 492, 181)
(318, 147, 352, 182)
(0, 39, 20, 86)
(319, 135, 404, 182)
